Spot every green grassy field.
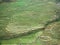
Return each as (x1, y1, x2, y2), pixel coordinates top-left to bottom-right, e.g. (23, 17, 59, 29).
(0, 0, 56, 45)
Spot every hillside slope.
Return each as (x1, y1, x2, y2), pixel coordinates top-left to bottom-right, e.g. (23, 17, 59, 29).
(0, 0, 59, 45)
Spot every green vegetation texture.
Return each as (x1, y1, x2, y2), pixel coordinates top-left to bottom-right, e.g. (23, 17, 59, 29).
(0, 0, 60, 45)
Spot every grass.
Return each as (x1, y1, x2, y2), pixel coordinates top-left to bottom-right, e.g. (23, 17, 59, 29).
(0, 0, 55, 34)
(1, 31, 43, 45)
(0, 0, 55, 45)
